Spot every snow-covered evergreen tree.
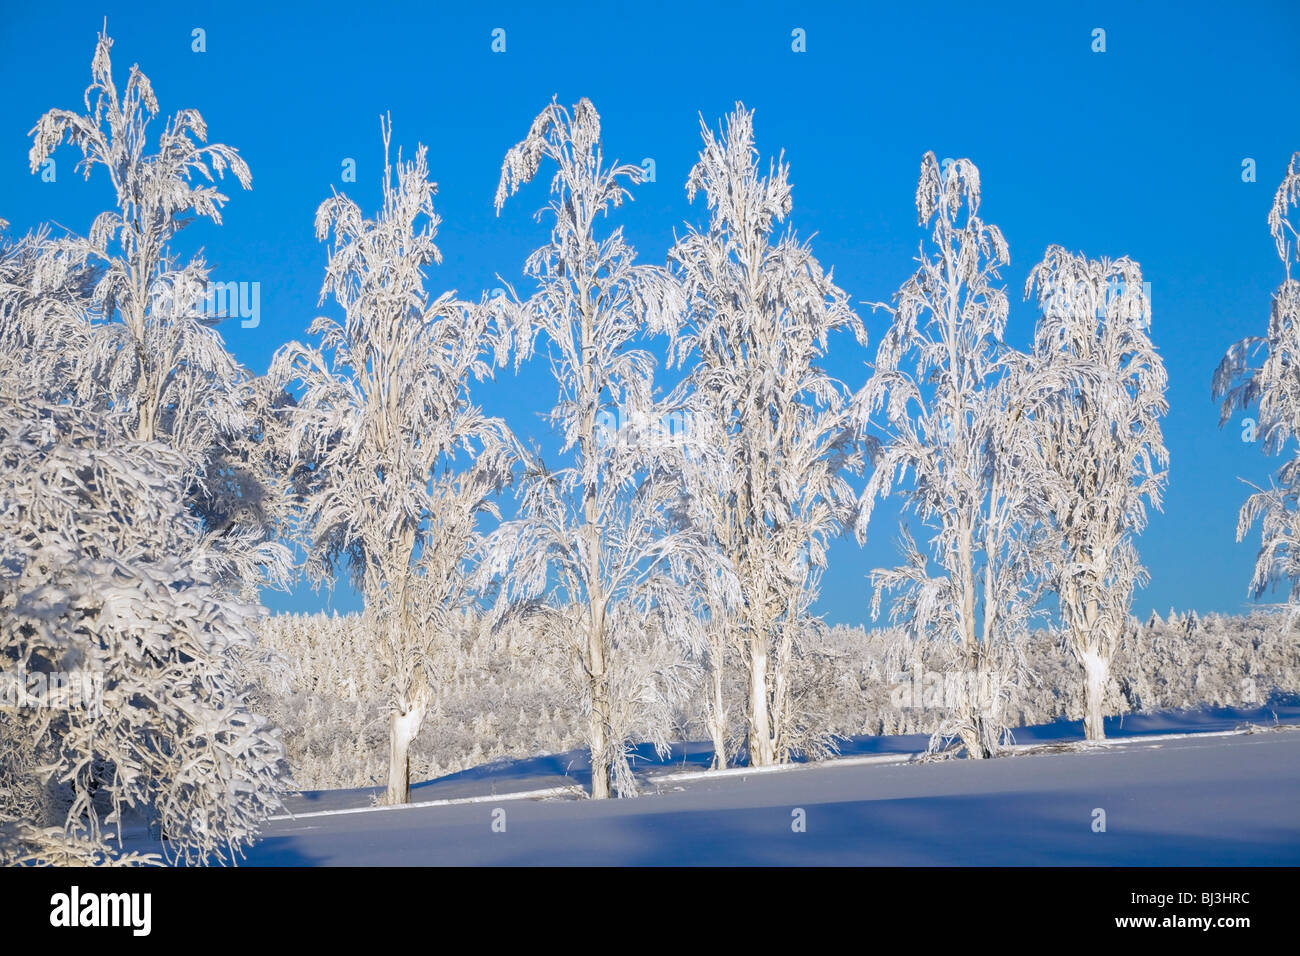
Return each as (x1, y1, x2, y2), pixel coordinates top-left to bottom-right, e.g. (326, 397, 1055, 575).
(857, 153, 1040, 758)
(1214, 151, 1300, 609)
(1023, 246, 1169, 740)
(271, 117, 518, 805)
(666, 105, 866, 767)
(484, 98, 707, 797)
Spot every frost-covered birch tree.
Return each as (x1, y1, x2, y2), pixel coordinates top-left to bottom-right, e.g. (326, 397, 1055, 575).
(271, 118, 517, 805)
(666, 106, 867, 767)
(1024, 247, 1169, 741)
(1214, 151, 1300, 607)
(484, 98, 708, 797)
(26, 28, 288, 591)
(858, 153, 1041, 759)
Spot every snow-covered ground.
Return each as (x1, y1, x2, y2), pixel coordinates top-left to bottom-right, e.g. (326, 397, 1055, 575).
(226, 707, 1300, 865)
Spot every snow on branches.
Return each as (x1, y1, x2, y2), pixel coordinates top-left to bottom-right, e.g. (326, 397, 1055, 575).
(667, 105, 865, 767)
(0, 399, 288, 865)
(25, 26, 287, 594)
(857, 153, 1033, 759)
(1024, 247, 1169, 740)
(484, 98, 708, 797)
(271, 116, 518, 805)
(1215, 152, 1300, 608)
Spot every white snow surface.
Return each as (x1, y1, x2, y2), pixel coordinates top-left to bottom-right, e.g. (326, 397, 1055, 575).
(155, 706, 1300, 865)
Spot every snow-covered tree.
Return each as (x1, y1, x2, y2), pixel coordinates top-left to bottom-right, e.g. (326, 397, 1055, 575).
(1024, 246, 1169, 740)
(0, 393, 288, 865)
(1214, 151, 1300, 608)
(271, 118, 517, 805)
(0, 203, 290, 867)
(26, 27, 288, 592)
(666, 105, 867, 767)
(484, 98, 708, 797)
(857, 153, 1041, 759)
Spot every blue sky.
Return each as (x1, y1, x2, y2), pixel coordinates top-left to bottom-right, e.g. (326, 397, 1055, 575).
(2, 1, 1298, 624)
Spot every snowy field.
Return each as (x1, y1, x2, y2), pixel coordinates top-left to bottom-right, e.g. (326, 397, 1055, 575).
(232, 709, 1300, 865)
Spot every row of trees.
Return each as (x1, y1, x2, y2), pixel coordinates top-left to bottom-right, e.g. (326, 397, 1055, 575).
(2, 30, 1296, 859)
(857, 157, 1169, 756)
(249, 606, 1300, 794)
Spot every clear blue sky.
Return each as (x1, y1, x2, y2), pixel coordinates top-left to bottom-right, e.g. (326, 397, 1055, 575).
(2, 1, 1298, 624)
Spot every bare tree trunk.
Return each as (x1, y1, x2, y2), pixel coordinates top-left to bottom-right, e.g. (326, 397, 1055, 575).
(1081, 647, 1109, 742)
(384, 701, 425, 805)
(587, 616, 612, 799)
(576, 286, 615, 801)
(956, 520, 991, 759)
(960, 666, 992, 759)
(747, 640, 775, 766)
(1068, 587, 1110, 742)
(707, 631, 728, 769)
(583, 507, 612, 799)
(770, 614, 795, 762)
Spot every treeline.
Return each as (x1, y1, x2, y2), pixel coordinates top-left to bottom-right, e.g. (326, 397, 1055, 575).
(251, 609, 1300, 792)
